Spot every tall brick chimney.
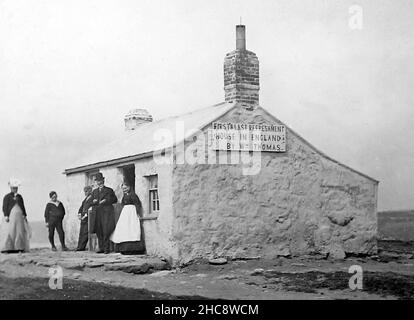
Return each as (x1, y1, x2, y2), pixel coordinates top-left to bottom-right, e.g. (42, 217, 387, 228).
(224, 25, 259, 110)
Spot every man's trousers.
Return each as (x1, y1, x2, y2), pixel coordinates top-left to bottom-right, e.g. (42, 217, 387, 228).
(95, 207, 115, 252)
(48, 217, 65, 248)
(76, 218, 88, 250)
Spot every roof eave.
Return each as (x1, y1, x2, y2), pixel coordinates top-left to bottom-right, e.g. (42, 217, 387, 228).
(64, 151, 155, 175)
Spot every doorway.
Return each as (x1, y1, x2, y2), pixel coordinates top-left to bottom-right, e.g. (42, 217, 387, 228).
(122, 164, 136, 190)
(117, 164, 146, 254)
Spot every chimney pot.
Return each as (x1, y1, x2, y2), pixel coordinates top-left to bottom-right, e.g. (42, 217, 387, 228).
(236, 25, 246, 50)
(124, 108, 153, 131)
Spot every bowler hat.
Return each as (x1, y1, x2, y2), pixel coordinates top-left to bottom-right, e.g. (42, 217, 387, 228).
(94, 172, 105, 181)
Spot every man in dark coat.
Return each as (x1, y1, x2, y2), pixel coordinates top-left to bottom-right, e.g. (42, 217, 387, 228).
(91, 173, 117, 254)
(76, 185, 93, 251)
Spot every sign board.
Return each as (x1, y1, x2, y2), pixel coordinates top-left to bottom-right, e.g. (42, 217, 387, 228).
(208, 122, 286, 152)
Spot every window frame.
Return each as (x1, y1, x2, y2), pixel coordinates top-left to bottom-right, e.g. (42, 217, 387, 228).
(147, 174, 160, 214)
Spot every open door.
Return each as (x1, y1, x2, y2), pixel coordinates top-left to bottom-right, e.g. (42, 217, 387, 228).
(122, 165, 136, 190)
(113, 164, 145, 254)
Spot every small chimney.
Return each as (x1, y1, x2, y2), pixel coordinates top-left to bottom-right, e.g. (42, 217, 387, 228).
(124, 108, 153, 131)
(224, 25, 259, 110)
(236, 25, 246, 50)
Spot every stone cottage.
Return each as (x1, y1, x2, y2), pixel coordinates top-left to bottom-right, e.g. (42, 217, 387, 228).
(64, 25, 378, 264)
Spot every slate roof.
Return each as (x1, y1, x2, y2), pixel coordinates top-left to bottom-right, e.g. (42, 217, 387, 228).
(64, 101, 378, 183)
(65, 102, 236, 174)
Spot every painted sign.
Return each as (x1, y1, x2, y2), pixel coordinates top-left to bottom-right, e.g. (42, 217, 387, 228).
(208, 122, 286, 152)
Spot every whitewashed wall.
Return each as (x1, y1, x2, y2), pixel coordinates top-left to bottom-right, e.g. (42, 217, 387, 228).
(133, 157, 177, 262)
(64, 173, 86, 246)
(64, 158, 177, 262)
(171, 105, 378, 264)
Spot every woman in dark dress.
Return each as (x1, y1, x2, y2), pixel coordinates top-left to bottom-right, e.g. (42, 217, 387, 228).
(110, 183, 145, 255)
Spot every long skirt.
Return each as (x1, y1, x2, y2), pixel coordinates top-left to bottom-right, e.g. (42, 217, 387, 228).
(0, 204, 30, 252)
(111, 205, 140, 243)
(110, 205, 144, 254)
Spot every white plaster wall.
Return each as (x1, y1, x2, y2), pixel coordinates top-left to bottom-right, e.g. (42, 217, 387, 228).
(64, 172, 86, 246)
(132, 157, 178, 262)
(64, 158, 177, 261)
(171, 105, 378, 264)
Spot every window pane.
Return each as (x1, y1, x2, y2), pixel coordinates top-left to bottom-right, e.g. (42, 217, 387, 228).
(148, 175, 159, 213)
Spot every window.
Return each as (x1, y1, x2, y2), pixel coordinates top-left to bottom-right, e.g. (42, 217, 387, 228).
(148, 175, 159, 213)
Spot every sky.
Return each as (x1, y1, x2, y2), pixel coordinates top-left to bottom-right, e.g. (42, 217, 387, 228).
(1, 0, 413, 221)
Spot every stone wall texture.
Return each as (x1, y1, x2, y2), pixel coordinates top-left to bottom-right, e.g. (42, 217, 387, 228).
(224, 50, 259, 109)
(171, 105, 378, 264)
(65, 104, 378, 266)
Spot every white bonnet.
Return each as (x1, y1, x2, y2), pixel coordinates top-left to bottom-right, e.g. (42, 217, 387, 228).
(8, 178, 21, 188)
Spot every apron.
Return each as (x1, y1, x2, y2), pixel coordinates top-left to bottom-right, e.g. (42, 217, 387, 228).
(110, 205, 141, 243)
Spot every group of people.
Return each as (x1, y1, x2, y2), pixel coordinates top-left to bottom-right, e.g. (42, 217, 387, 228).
(1, 173, 145, 255)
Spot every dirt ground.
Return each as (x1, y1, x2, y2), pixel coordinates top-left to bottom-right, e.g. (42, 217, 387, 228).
(0, 274, 209, 300)
(0, 241, 413, 300)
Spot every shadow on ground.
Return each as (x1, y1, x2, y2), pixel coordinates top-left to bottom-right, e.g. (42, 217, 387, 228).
(0, 275, 210, 300)
(259, 270, 414, 300)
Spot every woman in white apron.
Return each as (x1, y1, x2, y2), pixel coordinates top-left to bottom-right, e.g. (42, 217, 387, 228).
(110, 182, 144, 255)
(1, 178, 30, 253)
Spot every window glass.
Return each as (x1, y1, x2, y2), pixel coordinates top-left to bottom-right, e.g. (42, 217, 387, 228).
(148, 175, 159, 213)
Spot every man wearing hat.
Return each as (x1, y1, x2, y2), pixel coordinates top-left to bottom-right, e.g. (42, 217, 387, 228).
(76, 185, 94, 251)
(91, 173, 117, 254)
